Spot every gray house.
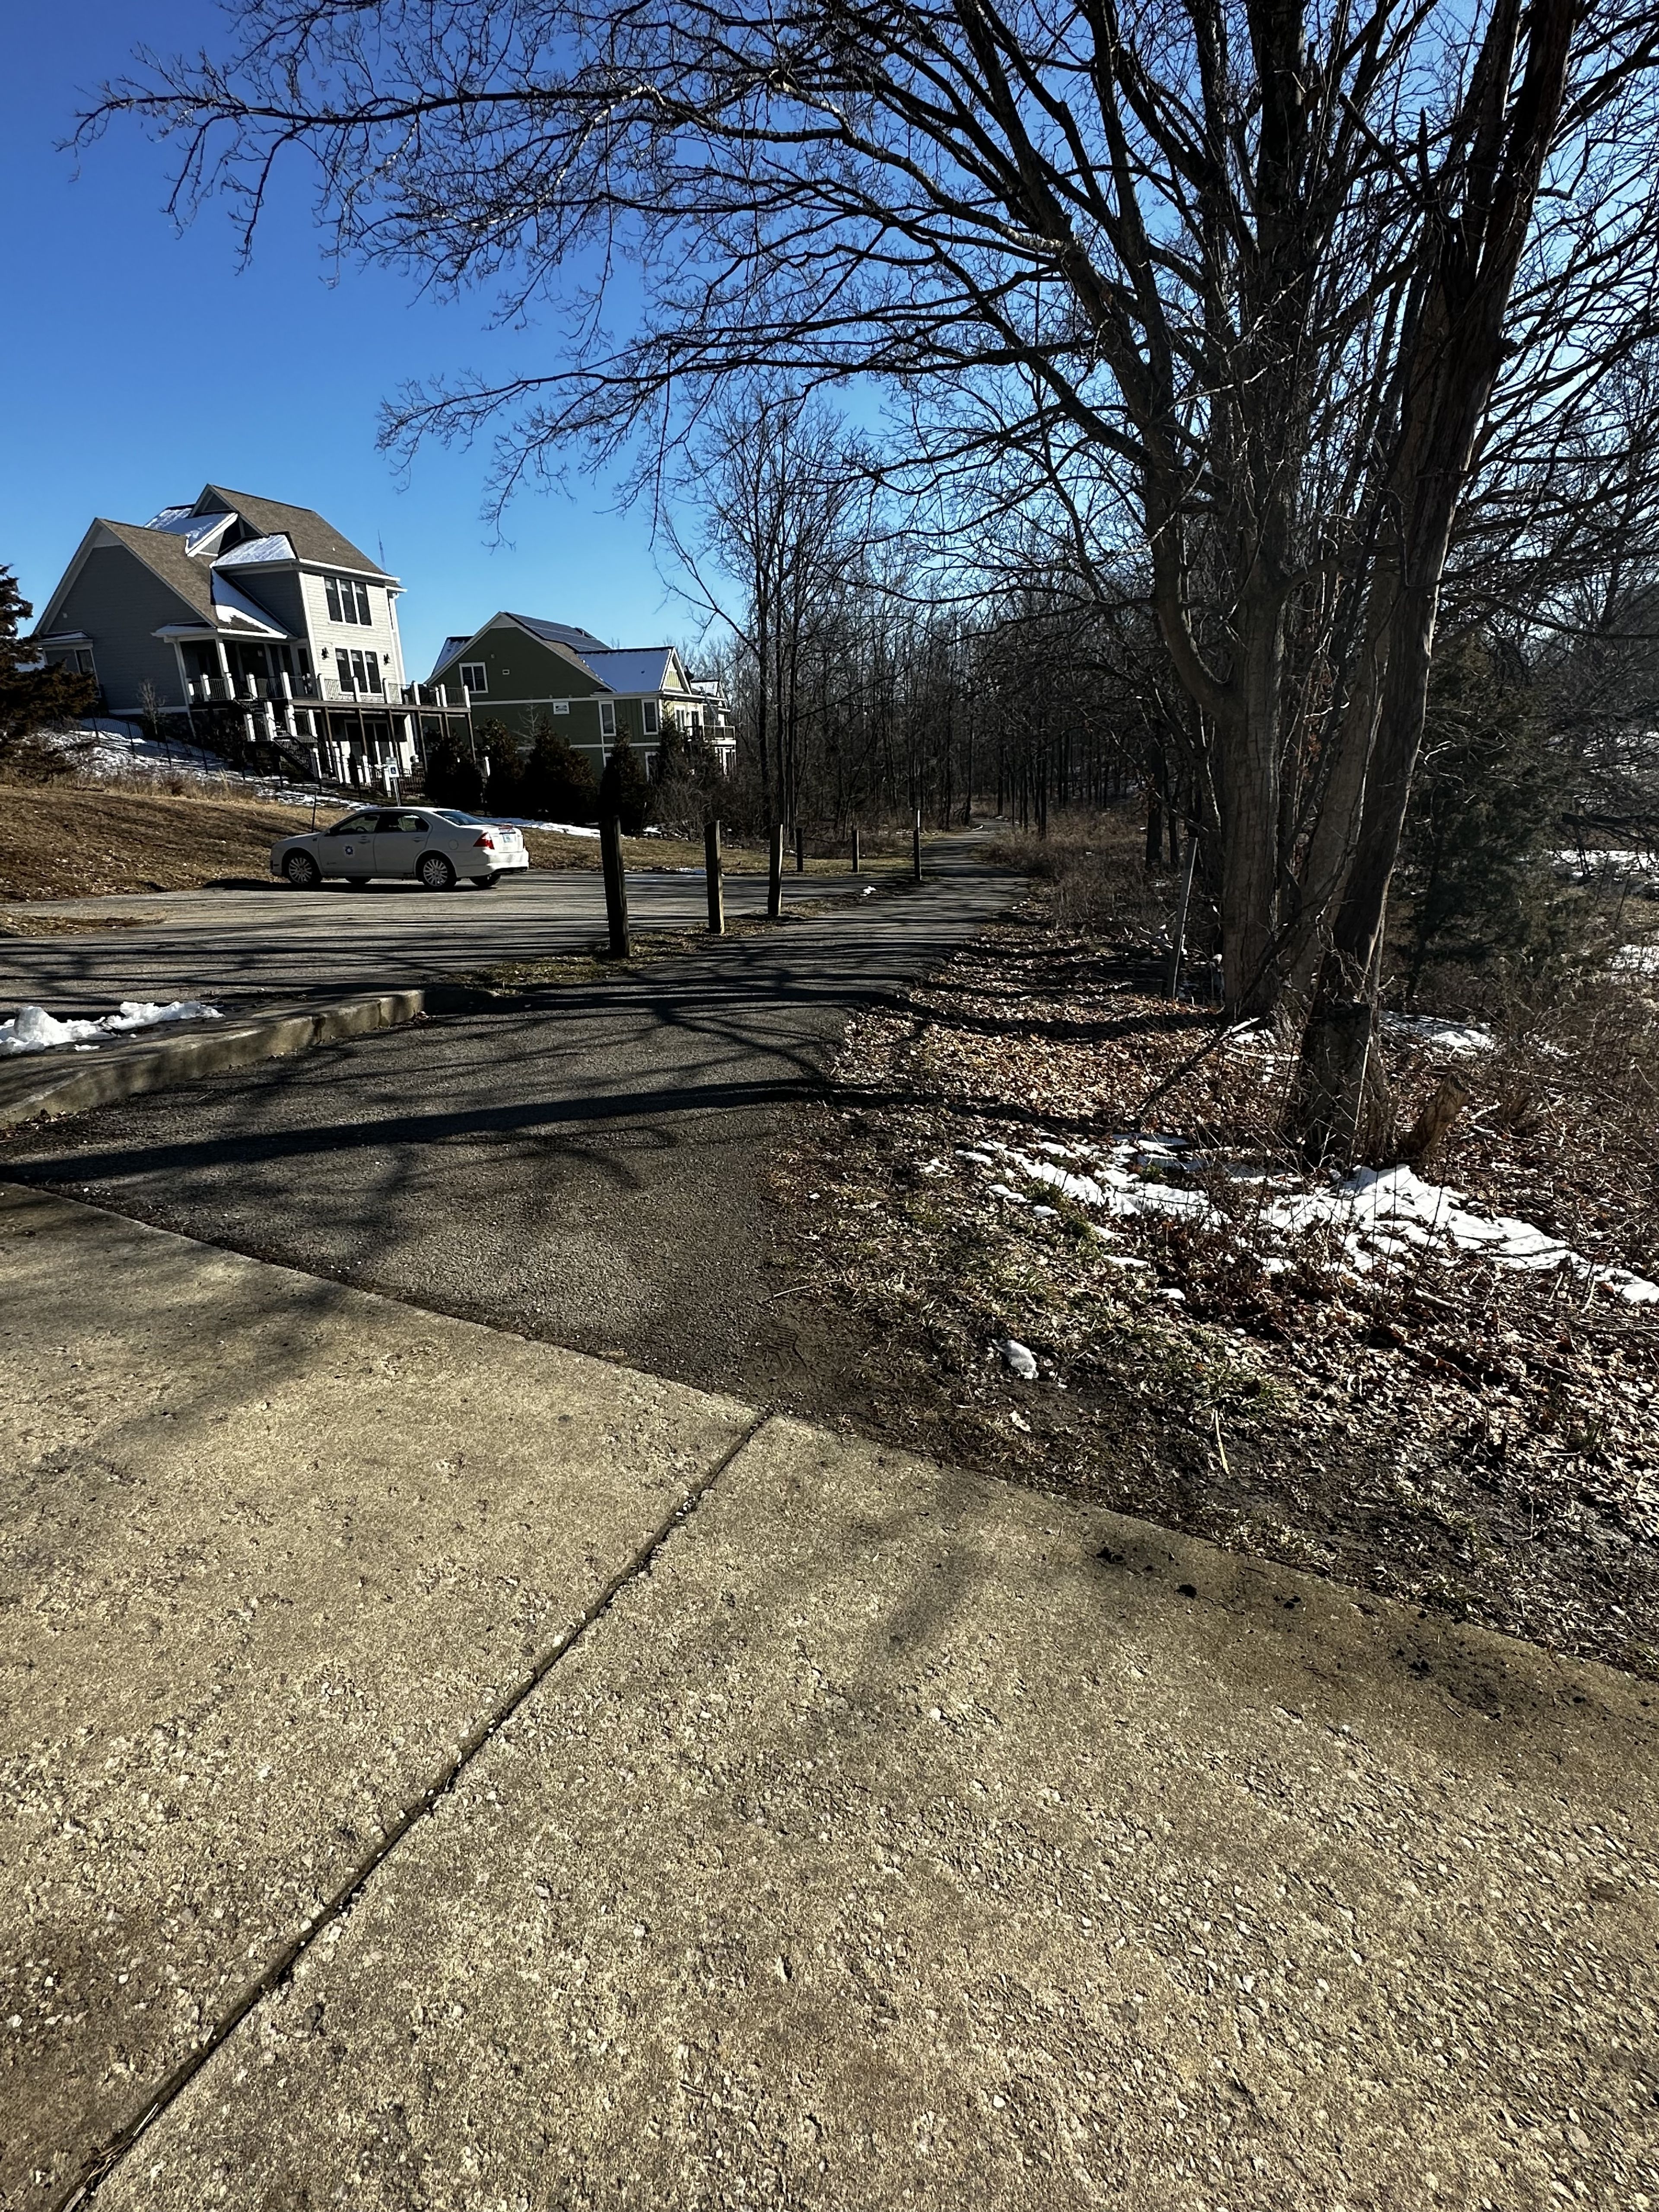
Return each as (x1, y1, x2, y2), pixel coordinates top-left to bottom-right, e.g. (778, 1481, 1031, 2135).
(31, 484, 471, 787)
(429, 613, 737, 776)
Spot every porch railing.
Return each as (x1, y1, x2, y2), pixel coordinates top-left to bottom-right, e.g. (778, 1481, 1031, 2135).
(187, 673, 468, 710)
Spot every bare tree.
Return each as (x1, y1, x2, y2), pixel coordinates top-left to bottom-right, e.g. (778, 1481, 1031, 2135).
(85, 0, 1659, 1154)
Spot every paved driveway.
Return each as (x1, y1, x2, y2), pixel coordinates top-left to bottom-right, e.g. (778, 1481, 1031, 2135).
(2, 853, 1011, 1406)
(0, 864, 876, 1014)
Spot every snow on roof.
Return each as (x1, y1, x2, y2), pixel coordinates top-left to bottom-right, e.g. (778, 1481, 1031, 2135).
(210, 570, 289, 635)
(216, 532, 296, 566)
(582, 647, 679, 694)
(146, 509, 235, 556)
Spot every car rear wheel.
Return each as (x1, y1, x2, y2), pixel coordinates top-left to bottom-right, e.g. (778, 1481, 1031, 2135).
(479, 871, 502, 889)
(418, 852, 457, 892)
(283, 851, 321, 889)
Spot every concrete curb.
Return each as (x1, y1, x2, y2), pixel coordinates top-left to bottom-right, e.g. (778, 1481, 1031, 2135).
(0, 988, 424, 1132)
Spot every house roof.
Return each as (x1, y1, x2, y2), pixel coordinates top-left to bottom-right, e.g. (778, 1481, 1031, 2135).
(195, 485, 394, 578)
(94, 520, 288, 637)
(506, 614, 613, 657)
(146, 508, 237, 557)
(216, 532, 297, 567)
(582, 647, 680, 696)
(429, 615, 693, 697)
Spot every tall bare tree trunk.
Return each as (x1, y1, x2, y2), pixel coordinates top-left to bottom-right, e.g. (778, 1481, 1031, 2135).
(1291, 0, 1577, 1162)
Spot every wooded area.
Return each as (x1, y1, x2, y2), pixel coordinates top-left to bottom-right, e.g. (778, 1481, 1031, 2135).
(88, 0, 1659, 1158)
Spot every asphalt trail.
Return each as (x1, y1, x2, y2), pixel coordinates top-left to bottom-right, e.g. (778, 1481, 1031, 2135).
(3, 851, 1013, 1407)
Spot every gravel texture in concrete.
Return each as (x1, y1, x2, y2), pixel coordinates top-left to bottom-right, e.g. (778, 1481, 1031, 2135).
(83, 1414, 1659, 2212)
(0, 1185, 756, 2208)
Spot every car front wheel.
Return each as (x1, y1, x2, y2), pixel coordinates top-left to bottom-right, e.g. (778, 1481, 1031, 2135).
(418, 852, 457, 892)
(283, 851, 322, 889)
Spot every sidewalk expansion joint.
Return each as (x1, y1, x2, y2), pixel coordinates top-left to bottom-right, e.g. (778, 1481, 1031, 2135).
(54, 1408, 773, 2212)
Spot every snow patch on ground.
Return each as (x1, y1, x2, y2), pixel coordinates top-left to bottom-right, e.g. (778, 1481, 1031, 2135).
(0, 1000, 222, 1056)
(1383, 1014, 1496, 1055)
(952, 1134, 1659, 1305)
(31, 721, 329, 808)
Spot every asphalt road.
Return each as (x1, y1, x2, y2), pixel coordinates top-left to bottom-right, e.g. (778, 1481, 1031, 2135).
(2, 846, 1014, 1407)
(0, 864, 879, 1014)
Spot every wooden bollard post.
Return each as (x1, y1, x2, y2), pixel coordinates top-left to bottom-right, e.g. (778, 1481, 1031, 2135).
(795, 823, 805, 874)
(851, 826, 861, 876)
(912, 807, 923, 882)
(768, 823, 785, 919)
(599, 758, 630, 958)
(705, 818, 725, 934)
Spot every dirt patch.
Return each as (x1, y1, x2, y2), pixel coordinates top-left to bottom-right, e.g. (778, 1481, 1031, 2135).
(0, 780, 312, 902)
(0, 912, 150, 937)
(774, 878, 1659, 1678)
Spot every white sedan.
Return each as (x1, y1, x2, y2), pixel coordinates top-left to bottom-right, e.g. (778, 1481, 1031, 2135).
(270, 807, 531, 891)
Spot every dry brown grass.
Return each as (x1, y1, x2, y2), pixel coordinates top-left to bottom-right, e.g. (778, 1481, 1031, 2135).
(0, 779, 315, 902)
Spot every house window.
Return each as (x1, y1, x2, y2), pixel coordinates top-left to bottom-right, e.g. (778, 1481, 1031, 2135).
(364, 651, 383, 694)
(460, 663, 488, 694)
(642, 700, 659, 737)
(598, 700, 616, 738)
(324, 575, 373, 624)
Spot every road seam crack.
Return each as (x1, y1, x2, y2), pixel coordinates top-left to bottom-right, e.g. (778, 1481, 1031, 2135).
(55, 1408, 774, 2212)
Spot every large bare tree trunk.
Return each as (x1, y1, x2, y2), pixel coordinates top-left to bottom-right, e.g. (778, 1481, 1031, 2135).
(1291, 0, 1577, 1161)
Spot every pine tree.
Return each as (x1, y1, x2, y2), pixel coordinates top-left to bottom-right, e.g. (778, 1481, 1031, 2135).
(422, 734, 485, 811)
(1398, 636, 1573, 1002)
(521, 714, 598, 823)
(0, 565, 99, 772)
(604, 732, 651, 834)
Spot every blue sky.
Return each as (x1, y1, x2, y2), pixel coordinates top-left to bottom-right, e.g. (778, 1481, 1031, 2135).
(0, 1, 690, 675)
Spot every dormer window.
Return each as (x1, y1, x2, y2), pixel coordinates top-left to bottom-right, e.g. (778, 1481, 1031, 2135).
(325, 574, 372, 625)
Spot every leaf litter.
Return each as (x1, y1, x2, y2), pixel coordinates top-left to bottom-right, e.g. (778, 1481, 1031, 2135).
(776, 890, 1659, 1678)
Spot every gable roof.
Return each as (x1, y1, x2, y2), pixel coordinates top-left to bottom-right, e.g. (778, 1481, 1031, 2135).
(429, 615, 693, 696)
(429, 612, 607, 684)
(91, 520, 286, 636)
(195, 485, 393, 578)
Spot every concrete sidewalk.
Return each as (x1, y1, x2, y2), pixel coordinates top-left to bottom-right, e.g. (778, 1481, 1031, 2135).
(3, 1187, 1656, 2210)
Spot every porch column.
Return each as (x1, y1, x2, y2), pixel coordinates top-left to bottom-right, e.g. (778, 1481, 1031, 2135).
(168, 641, 197, 733)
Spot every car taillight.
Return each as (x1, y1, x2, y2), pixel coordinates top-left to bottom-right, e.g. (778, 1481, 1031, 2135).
(473, 834, 496, 849)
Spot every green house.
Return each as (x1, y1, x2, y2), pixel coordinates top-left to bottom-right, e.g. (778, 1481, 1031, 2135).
(429, 614, 734, 775)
